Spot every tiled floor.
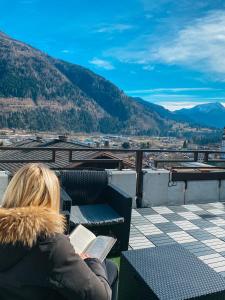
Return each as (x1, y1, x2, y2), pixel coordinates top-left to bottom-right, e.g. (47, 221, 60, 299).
(129, 202, 225, 276)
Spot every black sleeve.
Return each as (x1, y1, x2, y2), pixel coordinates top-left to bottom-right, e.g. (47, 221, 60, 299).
(48, 234, 112, 300)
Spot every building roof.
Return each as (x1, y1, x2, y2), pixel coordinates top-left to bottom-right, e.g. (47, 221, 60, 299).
(0, 138, 134, 174)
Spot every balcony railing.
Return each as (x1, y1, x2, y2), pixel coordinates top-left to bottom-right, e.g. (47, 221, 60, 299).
(0, 147, 225, 207)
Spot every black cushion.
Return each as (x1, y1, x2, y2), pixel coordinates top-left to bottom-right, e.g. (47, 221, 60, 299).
(70, 204, 124, 226)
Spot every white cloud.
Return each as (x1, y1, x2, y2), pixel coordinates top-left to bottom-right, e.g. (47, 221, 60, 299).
(89, 58, 115, 70)
(142, 65, 155, 71)
(126, 87, 216, 94)
(95, 23, 134, 33)
(156, 101, 225, 111)
(153, 10, 225, 75)
(61, 49, 70, 54)
(107, 10, 225, 79)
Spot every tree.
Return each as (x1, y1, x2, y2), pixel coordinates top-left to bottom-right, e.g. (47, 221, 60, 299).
(183, 140, 188, 148)
(122, 142, 130, 149)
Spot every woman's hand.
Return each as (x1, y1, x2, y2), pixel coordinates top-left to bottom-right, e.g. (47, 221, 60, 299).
(79, 253, 90, 260)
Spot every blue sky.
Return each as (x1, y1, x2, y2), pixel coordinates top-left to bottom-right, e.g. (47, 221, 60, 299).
(1, 0, 225, 110)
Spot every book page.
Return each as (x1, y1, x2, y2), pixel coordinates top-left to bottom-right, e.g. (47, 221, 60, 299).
(69, 225, 96, 254)
(84, 236, 116, 262)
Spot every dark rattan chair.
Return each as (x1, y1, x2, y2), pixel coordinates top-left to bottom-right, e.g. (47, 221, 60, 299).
(59, 170, 132, 253)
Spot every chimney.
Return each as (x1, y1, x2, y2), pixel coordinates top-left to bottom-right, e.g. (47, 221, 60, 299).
(36, 135, 42, 142)
(58, 134, 68, 142)
(221, 127, 225, 159)
(104, 140, 109, 147)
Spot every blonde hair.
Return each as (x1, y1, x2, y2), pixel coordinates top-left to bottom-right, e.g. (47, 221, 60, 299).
(2, 163, 60, 211)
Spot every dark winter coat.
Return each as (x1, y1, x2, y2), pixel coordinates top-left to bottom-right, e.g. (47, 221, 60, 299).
(0, 206, 112, 300)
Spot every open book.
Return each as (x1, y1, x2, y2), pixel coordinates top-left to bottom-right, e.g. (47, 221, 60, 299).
(69, 225, 117, 262)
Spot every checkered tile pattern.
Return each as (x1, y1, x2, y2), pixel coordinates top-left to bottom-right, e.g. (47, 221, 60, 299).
(129, 202, 225, 277)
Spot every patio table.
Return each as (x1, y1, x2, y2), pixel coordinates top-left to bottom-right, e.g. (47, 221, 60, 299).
(118, 244, 225, 300)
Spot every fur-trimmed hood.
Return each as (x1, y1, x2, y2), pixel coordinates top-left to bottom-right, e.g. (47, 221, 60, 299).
(0, 206, 65, 247)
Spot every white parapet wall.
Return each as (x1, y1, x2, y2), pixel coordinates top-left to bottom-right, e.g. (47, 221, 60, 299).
(142, 169, 170, 207)
(185, 180, 220, 204)
(219, 180, 225, 202)
(142, 169, 225, 207)
(106, 169, 137, 207)
(168, 181, 186, 206)
(0, 171, 9, 205)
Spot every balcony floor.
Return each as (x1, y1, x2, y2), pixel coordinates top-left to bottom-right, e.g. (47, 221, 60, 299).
(130, 202, 225, 277)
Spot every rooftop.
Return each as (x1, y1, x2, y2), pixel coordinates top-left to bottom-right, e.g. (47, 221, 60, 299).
(130, 202, 225, 276)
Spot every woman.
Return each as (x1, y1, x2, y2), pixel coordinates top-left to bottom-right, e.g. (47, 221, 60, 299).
(0, 163, 118, 300)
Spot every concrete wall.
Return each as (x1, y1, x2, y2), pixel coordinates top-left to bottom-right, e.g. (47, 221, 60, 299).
(142, 169, 225, 207)
(168, 181, 185, 206)
(219, 180, 225, 202)
(107, 170, 137, 207)
(142, 169, 170, 207)
(185, 180, 220, 204)
(0, 171, 9, 205)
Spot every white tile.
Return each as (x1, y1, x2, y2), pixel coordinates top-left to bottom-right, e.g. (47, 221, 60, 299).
(152, 206, 174, 214)
(183, 204, 203, 212)
(201, 256, 225, 264)
(168, 231, 193, 237)
(132, 209, 141, 217)
(129, 242, 153, 247)
(202, 239, 225, 252)
(135, 224, 162, 235)
(168, 231, 197, 243)
(210, 203, 225, 209)
(205, 227, 225, 238)
(145, 214, 169, 224)
(209, 218, 225, 227)
(174, 220, 199, 230)
(207, 260, 225, 268)
(178, 212, 200, 220)
(199, 253, 222, 261)
(129, 236, 154, 246)
(132, 244, 155, 249)
(213, 265, 225, 272)
(129, 237, 149, 243)
(207, 209, 225, 215)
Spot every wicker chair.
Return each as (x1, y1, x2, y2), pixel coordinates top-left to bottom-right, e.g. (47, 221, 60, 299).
(60, 170, 132, 253)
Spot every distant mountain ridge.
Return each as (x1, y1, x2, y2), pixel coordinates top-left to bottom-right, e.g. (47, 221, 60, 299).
(174, 102, 225, 128)
(0, 31, 221, 136)
(0, 31, 181, 135)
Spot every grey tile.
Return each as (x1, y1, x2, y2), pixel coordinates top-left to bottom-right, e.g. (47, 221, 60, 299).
(191, 219, 213, 228)
(168, 206, 189, 213)
(137, 208, 156, 216)
(182, 241, 205, 249)
(189, 248, 216, 257)
(186, 229, 215, 241)
(131, 220, 150, 226)
(181, 242, 215, 256)
(146, 234, 176, 246)
(156, 222, 181, 233)
(162, 214, 186, 222)
(152, 240, 177, 246)
(194, 211, 211, 217)
(199, 213, 216, 220)
(198, 204, 216, 210)
(216, 215, 225, 220)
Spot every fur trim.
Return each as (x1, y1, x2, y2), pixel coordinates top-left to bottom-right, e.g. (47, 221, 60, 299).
(0, 206, 66, 247)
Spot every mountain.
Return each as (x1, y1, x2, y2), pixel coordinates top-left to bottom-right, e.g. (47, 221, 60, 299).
(0, 31, 179, 135)
(133, 97, 175, 119)
(174, 102, 225, 128)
